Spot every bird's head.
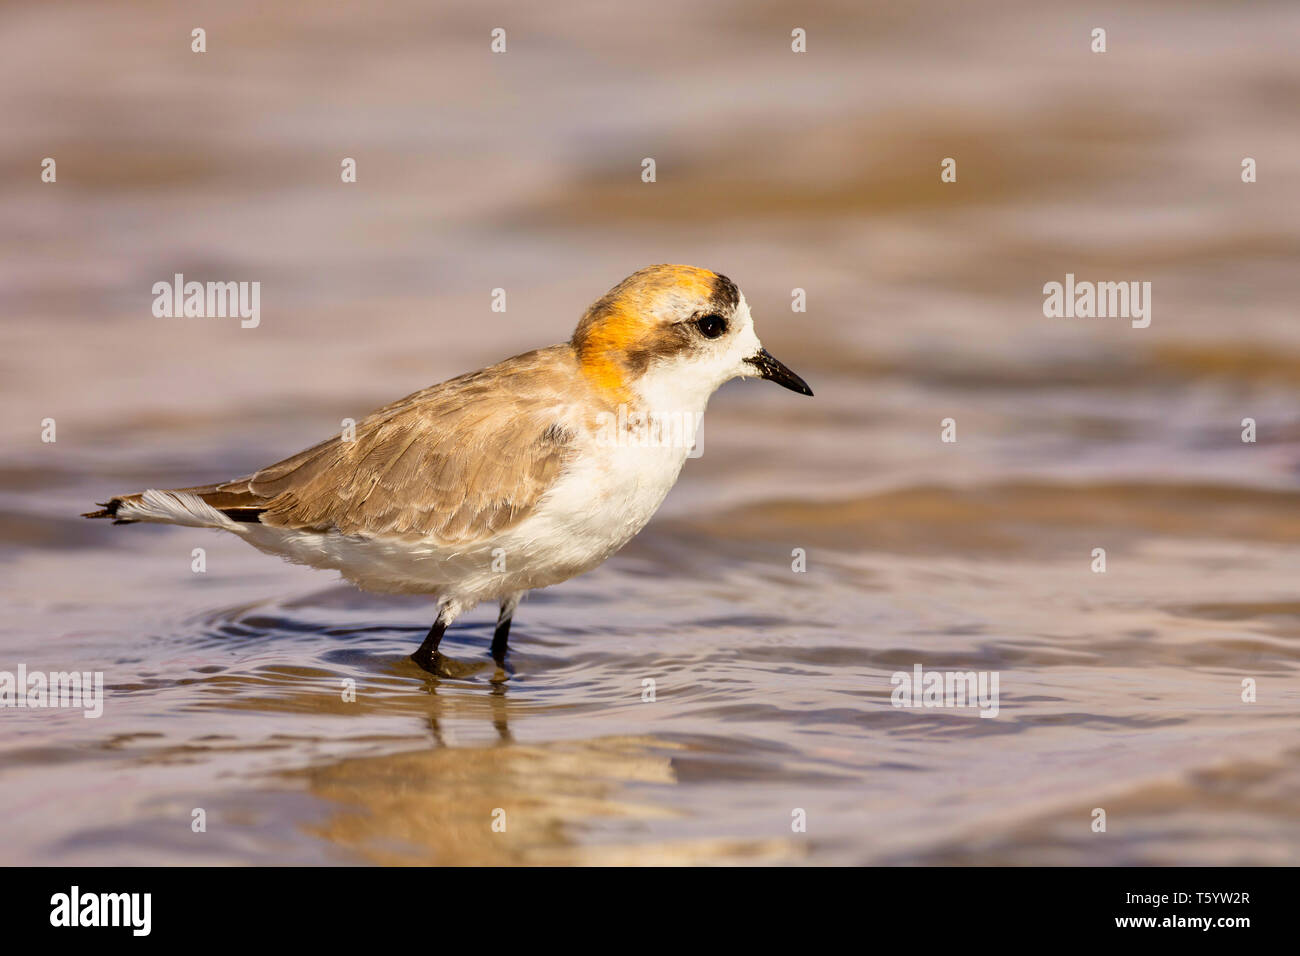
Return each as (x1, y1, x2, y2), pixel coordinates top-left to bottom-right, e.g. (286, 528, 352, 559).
(571, 264, 812, 408)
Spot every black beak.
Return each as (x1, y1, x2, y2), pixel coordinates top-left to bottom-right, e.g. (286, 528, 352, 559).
(745, 348, 813, 396)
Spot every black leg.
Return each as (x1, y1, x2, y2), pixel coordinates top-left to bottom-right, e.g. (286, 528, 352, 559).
(490, 607, 513, 664)
(412, 615, 447, 673)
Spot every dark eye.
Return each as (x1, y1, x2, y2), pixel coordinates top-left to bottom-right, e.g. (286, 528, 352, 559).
(694, 314, 727, 339)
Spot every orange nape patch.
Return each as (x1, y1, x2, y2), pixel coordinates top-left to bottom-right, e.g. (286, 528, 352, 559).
(572, 264, 720, 402)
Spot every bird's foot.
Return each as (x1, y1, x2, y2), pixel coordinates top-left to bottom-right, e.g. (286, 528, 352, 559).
(410, 650, 488, 679)
(488, 652, 515, 684)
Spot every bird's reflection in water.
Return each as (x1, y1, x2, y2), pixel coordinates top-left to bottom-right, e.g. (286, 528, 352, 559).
(285, 646, 796, 864)
(291, 730, 714, 865)
(415, 656, 515, 746)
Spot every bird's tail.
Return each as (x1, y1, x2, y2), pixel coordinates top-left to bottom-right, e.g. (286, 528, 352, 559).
(82, 488, 246, 531)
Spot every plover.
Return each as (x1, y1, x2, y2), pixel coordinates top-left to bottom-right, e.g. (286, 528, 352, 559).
(85, 265, 813, 673)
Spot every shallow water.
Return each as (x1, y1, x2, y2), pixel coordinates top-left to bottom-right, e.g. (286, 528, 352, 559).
(2, 0, 1299, 865)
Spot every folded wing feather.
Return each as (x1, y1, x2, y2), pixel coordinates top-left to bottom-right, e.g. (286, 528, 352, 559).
(179, 346, 587, 544)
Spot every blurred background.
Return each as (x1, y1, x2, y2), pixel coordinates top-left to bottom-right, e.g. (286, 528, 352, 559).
(1, 0, 1297, 864)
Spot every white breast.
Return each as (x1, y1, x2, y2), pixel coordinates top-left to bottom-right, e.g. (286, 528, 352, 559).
(514, 430, 691, 579)
(484, 364, 709, 597)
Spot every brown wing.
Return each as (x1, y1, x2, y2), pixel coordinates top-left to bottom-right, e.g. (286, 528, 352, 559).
(183, 346, 583, 544)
